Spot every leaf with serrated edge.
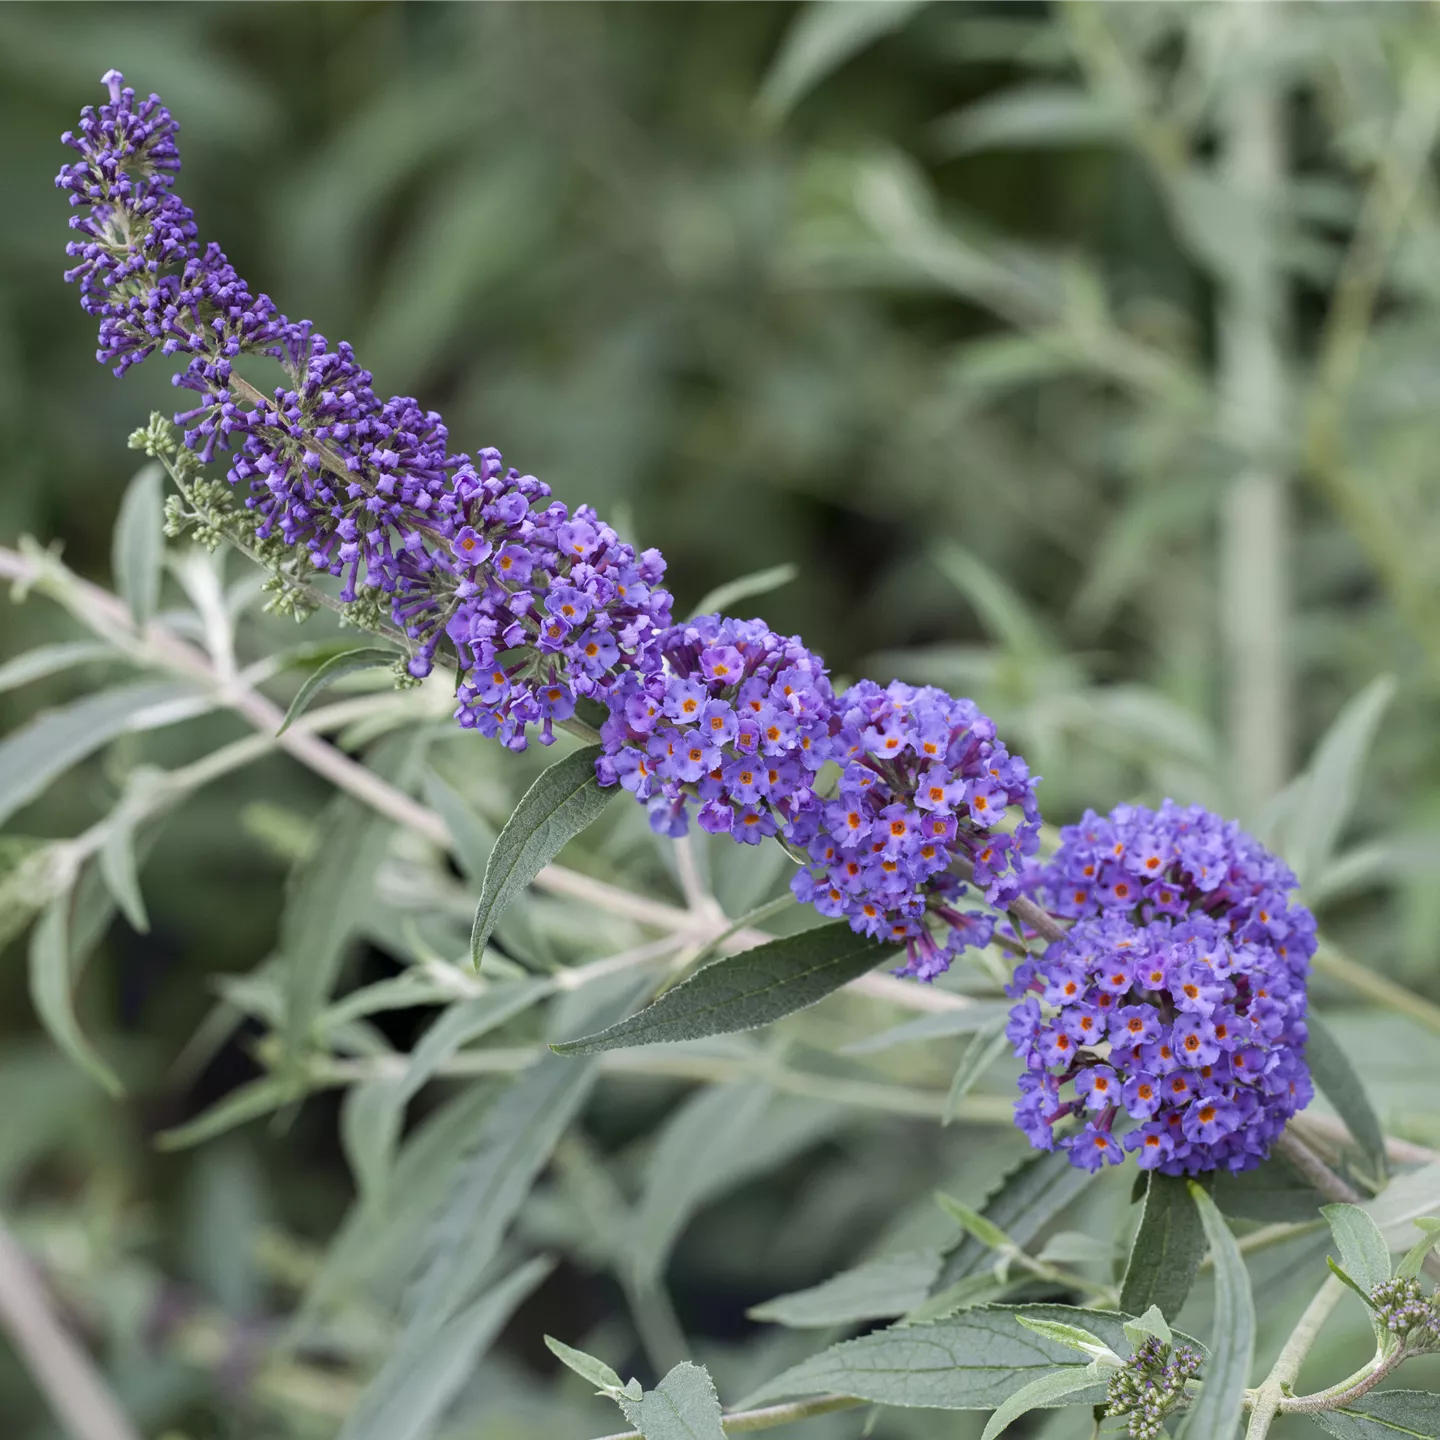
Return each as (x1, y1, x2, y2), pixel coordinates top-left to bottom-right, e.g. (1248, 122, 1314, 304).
(980, 1365, 1100, 1440)
(555, 921, 896, 1054)
(748, 1250, 941, 1329)
(932, 1149, 1094, 1293)
(1308, 1015, 1388, 1179)
(743, 1305, 1201, 1411)
(617, 1360, 727, 1440)
(277, 646, 399, 734)
(1323, 1203, 1390, 1296)
(1309, 1389, 1440, 1438)
(471, 745, 614, 967)
(114, 462, 165, 629)
(1177, 1183, 1254, 1440)
(1120, 1173, 1206, 1321)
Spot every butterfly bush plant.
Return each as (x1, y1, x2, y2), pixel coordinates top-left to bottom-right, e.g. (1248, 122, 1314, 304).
(3, 67, 1438, 1440)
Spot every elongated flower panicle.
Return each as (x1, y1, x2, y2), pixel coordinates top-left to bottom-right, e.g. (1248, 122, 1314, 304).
(793, 680, 1039, 978)
(58, 71, 671, 746)
(59, 73, 1039, 979)
(1007, 801, 1314, 1174)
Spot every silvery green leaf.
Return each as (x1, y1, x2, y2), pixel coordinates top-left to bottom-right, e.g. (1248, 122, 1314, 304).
(1177, 1184, 1254, 1440)
(689, 562, 798, 620)
(28, 889, 122, 1097)
(979, 1363, 1101, 1440)
(156, 1076, 298, 1151)
(341, 1076, 407, 1204)
(1122, 1305, 1172, 1351)
(1306, 1015, 1389, 1180)
(1364, 1161, 1440, 1247)
(944, 1018, 1010, 1124)
(842, 1000, 1009, 1056)
(1310, 1390, 1440, 1438)
(1119, 1173, 1205, 1321)
(422, 768, 495, 881)
(1395, 1217, 1440, 1281)
(277, 646, 400, 734)
(757, 0, 928, 120)
(98, 813, 149, 934)
(743, 1306, 1179, 1411)
(935, 84, 1124, 157)
(748, 1250, 941, 1329)
(553, 921, 896, 1054)
(470, 744, 614, 967)
(543, 1335, 633, 1398)
(0, 641, 117, 696)
(338, 1257, 552, 1440)
(931, 1150, 1093, 1293)
(0, 680, 197, 828)
(1322, 1203, 1390, 1296)
(935, 1192, 1018, 1256)
(617, 1361, 726, 1440)
(113, 461, 165, 628)
(1014, 1315, 1116, 1364)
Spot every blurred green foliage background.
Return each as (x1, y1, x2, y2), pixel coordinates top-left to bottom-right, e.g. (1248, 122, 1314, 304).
(6, 2, 1440, 1437)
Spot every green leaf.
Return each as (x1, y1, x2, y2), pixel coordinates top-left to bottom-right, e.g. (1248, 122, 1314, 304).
(156, 1076, 298, 1150)
(841, 1000, 1011, 1055)
(543, 1335, 635, 1399)
(98, 814, 150, 934)
(617, 1361, 727, 1440)
(689, 563, 798, 621)
(0, 642, 117, 697)
(935, 1192, 1019, 1256)
(1307, 1014, 1389, 1179)
(1310, 1390, 1440, 1438)
(944, 1017, 1010, 1124)
(1290, 676, 1396, 885)
(1213, 1151, 1325, 1223)
(931, 1149, 1094, 1294)
(553, 921, 897, 1055)
(1395, 1218, 1440, 1281)
(1123, 1306, 1173, 1351)
(1322, 1203, 1391, 1296)
(747, 1250, 942, 1329)
(1119, 1173, 1206, 1321)
(340, 1077, 407, 1204)
(0, 680, 197, 828)
(338, 1257, 552, 1440)
(756, 0, 928, 121)
(934, 84, 1123, 156)
(28, 891, 122, 1096)
(1177, 1184, 1254, 1440)
(933, 541, 1050, 662)
(113, 461, 165, 629)
(1364, 1162, 1440, 1247)
(744, 1305, 1176, 1411)
(470, 744, 614, 967)
(277, 646, 399, 734)
(980, 1365, 1102, 1440)
(399, 1050, 602, 1340)
(422, 768, 496, 881)
(1014, 1315, 1114, 1362)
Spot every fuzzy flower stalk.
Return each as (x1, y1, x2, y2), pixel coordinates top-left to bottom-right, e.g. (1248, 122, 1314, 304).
(57, 71, 1042, 979)
(1007, 802, 1314, 1174)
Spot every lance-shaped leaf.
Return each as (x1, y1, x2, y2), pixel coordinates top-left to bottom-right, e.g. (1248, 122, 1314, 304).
(743, 1305, 1183, 1411)
(1322, 1203, 1390, 1299)
(277, 645, 401, 733)
(1177, 1183, 1254, 1440)
(1307, 1014, 1388, 1180)
(1310, 1390, 1440, 1438)
(470, 744, 614, 967)
(689, 563, 798, 620)
(842, 1000, 1010, 1056)
(980, 1365, 1103, 1440)
(544, 1336, 639, 1400)
(1119, 1173, 1206, 1321)
(617, 1361, 727, 1440)
(553, 921, 897, 1054)
(748, 1250, 942, 1329)
(113, 461, 165, 628)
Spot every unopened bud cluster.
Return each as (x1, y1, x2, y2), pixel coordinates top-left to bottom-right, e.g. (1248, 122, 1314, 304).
(1103, 1335, 1202, 1440)
(1370, 1277, 1440, 1348)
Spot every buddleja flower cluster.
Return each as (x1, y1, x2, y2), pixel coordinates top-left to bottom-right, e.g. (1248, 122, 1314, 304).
(1370, 1277, 1440, 1350)
(58, 71, 672, 748)
(1104, 1336, 1202, 1440)
(1007, 801, 1315, 1174)
(58, 72, 1038, 982)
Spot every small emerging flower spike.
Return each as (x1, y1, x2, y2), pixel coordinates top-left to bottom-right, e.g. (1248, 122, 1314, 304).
(1007, 801, 1315, 1176)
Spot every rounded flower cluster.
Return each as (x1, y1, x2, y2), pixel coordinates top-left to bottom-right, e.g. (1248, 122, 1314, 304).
(57, 72, 672, 746)
(1006, 801, 1314, 1174)
(597, 613, 836, 843)
(1370, 1277, 1440, 1349)
(1104, 1336, 1202, 1440)
(793, 680, 1040, 978)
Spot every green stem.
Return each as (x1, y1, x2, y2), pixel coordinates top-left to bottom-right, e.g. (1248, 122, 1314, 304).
(1244, 1274, 1346, 1439)
(1313, 943, 1440, 1040)
(595, 1394, 864, 1440)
